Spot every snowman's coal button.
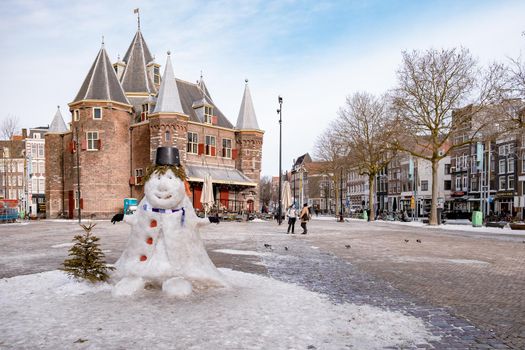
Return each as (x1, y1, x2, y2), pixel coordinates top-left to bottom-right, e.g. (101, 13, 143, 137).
(150, 220, 157, 228)
(140, 255, 147, 261)
(146, 237, 153, 245)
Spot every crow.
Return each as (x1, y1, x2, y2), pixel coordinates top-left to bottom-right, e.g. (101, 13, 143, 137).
(416, 239, 422, 243)
(208, 216, 220, 224)
(345, 244, 351, 249)
(284, 246, 289, 251)
(111, 213, 124, 224)
(264, 243, 272, 249)
(404, 239, 409, 243)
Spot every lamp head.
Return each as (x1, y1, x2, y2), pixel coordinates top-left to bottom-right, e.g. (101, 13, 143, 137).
(278, 95, 283, 103)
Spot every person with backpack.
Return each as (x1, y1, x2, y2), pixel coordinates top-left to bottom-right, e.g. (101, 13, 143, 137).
(299, 203, 310, 234)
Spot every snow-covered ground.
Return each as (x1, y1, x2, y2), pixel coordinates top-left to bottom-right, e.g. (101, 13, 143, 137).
(0, 267, 438, 349)
(310, 215, 525, 236)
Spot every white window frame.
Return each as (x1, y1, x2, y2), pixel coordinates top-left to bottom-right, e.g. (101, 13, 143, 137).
(73, 109, 80, 122)
(499, 159, 505, 174)
(508, 175, 514, 190)
(455, 177, 461, 191)
(508, 158, 514, 173)
(522, 152, 525, 173)
(222, 138, 232, 158)
(499, 176, 506, 190)
(187, 132, 198, 154)
(205, 135, 216, 156)
(462, 176, 468, 190)
(74, 191, 81, 210)
(93, 107, 102, 120)
(204, 105, 213, 124)
(86, 131, 99, 151)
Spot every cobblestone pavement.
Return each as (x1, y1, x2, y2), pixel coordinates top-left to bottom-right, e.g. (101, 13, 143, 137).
(1, 218, 524, 349)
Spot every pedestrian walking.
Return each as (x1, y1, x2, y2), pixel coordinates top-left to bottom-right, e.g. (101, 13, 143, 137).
(286, 205, 297, 234)
(299, 203, 310, 234)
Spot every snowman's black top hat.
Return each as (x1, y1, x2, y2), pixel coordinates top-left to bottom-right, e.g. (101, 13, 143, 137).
(155, 147, 181, 166)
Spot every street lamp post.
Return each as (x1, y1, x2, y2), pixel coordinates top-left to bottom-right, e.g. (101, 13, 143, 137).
(277, 96, 283, 225)
(339, 167, 344, 222)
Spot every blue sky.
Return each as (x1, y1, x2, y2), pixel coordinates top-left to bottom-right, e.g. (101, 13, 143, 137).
(1, 0, 524, 176)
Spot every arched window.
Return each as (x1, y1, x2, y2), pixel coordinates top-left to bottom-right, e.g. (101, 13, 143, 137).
(165, 130, 171, 143)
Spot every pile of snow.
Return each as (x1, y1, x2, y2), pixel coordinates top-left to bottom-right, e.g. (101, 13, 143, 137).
(250, 218, 266, 223)
(0, 269, 438, 349)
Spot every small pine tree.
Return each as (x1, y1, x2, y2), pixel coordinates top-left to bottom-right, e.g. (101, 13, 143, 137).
(62, 223, 115, 283)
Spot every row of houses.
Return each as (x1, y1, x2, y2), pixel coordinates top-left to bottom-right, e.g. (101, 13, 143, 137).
(0, 116, 66, 217)
(278, 125, 525, 220)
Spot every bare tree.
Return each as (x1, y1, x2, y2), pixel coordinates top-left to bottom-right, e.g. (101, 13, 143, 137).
(259, 176, 272, 211)
(392, 48, 504, 225)
(313, 125, 346, 217)
(334, 92, 398, 221)
(1, 115, 20, 140)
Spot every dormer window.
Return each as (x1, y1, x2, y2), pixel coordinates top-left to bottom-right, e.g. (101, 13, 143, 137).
(204, 106, 213, 124)
(141, 104, 149, 121)
(93, 107, 102, 120)
(154, 66, 160, 85)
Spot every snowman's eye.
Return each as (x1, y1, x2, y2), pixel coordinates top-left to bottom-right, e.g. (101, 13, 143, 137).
(168, 175, 173, 179)
(157, 175, 161, 180)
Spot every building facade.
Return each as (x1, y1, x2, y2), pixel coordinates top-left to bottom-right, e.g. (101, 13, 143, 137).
(46, 26, 263, 219)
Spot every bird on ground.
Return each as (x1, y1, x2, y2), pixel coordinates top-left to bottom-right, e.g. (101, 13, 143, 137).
(345, 244, 351, 249)
(284, 246, 288, 251)
(111, 213, 124, 224)
(264, 243, 272, 249)
(404, 239, 409, 243)
(416, 239, 422, 243)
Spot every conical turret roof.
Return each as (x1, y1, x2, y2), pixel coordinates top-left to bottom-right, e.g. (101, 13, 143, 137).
(48, 106, 68, 133)
(153, 53, 184, 114)
(121, 30, 156, 94)
(73, 46, 130, 105)
(236, 80, 260, 130)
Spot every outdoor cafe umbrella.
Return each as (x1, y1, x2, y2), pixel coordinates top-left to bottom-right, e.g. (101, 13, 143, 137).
(200, 174, 214, 217)
(281, 181, 292, 213)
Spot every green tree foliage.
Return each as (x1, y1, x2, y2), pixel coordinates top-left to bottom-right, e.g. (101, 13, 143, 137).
(62, 223, 114, 282)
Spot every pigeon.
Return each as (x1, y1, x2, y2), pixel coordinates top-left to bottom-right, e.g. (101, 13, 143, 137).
(284, 246, 289, 251)
(111, 213, 124, 224)
(404, 239, 409, 243)
(345, 244, 351, 249)
(74, 339, 88, 344)
(264, 243, 272, 249)
(416, 239, 422, 243)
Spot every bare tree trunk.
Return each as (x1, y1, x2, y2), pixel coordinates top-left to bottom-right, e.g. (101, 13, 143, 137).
(430, 158, 438, 225)
(368, 174, 375, 221)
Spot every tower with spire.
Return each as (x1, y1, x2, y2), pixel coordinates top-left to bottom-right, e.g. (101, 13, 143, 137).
(234, 79, 264, 211)
(45, 15, 264, 218)
(46, 44, 133, 219)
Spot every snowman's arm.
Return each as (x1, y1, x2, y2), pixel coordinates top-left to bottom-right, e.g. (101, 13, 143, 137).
(124, 213, 138, 226)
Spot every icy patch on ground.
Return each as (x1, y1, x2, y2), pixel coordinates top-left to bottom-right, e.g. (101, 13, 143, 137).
(51, 242, 74, 248)
(213, 249, 269, 256)
(394, 256, 490, 266)
(0, 269, 437, 349)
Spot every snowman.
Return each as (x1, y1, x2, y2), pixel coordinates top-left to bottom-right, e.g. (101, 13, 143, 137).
(112, 147, 227, 297)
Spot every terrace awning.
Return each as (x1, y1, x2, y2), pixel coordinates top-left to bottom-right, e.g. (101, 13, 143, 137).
(185, 165, 257, 188)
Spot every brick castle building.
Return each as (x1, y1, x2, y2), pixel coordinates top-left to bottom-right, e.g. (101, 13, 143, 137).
(45, 26, 263, 219)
